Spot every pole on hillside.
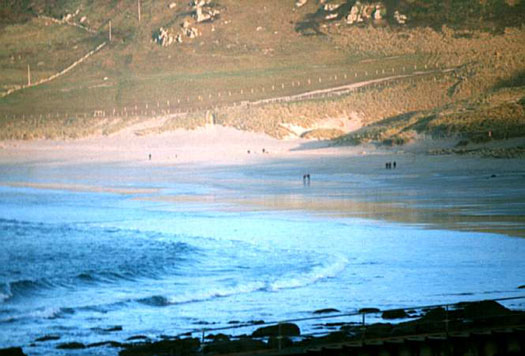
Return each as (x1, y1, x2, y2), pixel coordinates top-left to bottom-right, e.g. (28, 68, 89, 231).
(109, 20, 112, 42)
(27, 64, 31, 86)
(138, 0, 141, 22)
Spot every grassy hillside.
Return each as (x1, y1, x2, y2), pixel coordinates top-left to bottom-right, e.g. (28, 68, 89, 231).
(0, 0, 524, 149)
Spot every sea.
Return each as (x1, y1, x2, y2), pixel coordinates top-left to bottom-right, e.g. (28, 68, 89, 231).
(1, 158, 525, 355)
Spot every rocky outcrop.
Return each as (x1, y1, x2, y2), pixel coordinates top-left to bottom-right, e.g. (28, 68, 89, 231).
(154, 27, 176, 47)
(295, 0, 309, 7)
(252, 323, 301, 337)
(119, 338, 200, 356)
(0, 347, 27, 356)
(154, 0, 219, 47)
(56, 342, 86, 349)
(192, 0, 220, 23)
(346, 1, 385, 24)
(382, 309, 409, 319)
(394, 10, 408, 24)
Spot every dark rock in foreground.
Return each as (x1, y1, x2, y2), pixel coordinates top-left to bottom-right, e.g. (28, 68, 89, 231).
(0, 347, 27, 356)
(382, 309, 409, 319)
(56, 342, 86, 349)
(88, 341, 123, 348)
(358, 307, 380, 313)
(458, 300, 512, 319)
(313, 308, 340, 314)
(252, 323, 300, 337)
(35, 335, 60, 342)
(203, 336, 267, 354)
(95, 325, 123, 333)
(119, 338, 200, 356)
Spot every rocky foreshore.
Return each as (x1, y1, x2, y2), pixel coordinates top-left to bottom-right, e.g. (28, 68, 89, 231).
(4, 300, 524, 356)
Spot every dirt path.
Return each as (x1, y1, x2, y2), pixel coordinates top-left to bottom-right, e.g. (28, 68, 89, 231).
(250, 68, 455, 106)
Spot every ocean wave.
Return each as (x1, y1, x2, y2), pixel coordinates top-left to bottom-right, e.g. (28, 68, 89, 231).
(136, 255, 348, 307)
(268, 255, 348, 291)
(75, 270, 137, 284)
(0, 306, 74, 323)
(137, 281, 267, 307)
(1, 279, 55, 301)
(0, 291, 11, 303)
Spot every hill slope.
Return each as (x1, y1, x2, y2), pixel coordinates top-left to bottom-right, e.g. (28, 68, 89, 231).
(0, 0, 523, 154)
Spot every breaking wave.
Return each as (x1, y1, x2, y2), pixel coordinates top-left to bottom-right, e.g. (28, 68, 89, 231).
(137, 255, 348, 307)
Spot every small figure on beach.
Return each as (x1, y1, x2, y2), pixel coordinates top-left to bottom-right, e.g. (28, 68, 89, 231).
(149, 153, 151, 161)
(303, 174, 311, 186)
(247, 150, 251, 154)
(385, 162, 392, 169)
(393, 161, 396, 169)
(262, 148, 266, 154)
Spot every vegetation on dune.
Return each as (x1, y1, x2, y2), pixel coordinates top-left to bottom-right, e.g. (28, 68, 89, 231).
(334, 88, 525, 147)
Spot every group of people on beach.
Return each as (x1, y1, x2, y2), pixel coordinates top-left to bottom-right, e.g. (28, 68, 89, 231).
(247, 148, 269, 154)
(303, 173, 311, 186)
(385, 161, 397, 169)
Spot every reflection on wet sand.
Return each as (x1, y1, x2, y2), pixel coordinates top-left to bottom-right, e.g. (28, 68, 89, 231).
(5, 182, 159, 195)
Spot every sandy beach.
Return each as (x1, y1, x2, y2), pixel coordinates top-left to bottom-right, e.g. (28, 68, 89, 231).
(1, 123, 523, 237)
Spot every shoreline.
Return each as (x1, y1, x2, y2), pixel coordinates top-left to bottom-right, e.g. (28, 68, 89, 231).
(1, 126, 524, 238)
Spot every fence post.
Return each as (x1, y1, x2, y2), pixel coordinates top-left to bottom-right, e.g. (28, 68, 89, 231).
(278, 323, 282, 351)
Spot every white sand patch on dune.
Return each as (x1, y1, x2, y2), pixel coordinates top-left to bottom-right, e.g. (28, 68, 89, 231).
(0, 125, 347, 166)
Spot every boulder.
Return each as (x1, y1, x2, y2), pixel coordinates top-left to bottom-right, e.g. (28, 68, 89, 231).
(420, 307, 447, 322)
(459, 300, 512, 319)
(203, 337, 266, 354)
(0, 348, 27, 356)
(35, 335, 60, 342)
(295, 0, 308, 7)
(88, 341, 122, 348)
(252, 323, 300, 337)
(373, 5, 386, 20)
(358, 308, 380, 314)
(382, 309, 409, 319)
(120, 338, 200, 356)
(313, 308, 340, 314)
(394, 10, 407, 24)
(346, 3, 362, 24)
(324, 3, 342, 11)
(169, 2, 177, 9)
(56, 342, 86, 349)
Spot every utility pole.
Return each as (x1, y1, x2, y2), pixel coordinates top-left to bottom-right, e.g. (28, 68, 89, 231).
(138, 0, 141, 22)
(109, 20, 112, 41)
(27, 64, 31, 86)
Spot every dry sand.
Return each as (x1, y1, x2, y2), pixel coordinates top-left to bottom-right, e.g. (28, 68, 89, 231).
(0, 120, 371, 166)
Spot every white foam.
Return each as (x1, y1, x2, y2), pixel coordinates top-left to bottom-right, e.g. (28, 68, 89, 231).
(0, 292, 10, 303)
(166, 281, 266, 305)
(269, 255, 348, 291)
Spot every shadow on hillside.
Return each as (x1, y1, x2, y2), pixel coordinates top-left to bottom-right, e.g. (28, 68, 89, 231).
(493, 70, 525, 90)
(290, 140, 333, 151)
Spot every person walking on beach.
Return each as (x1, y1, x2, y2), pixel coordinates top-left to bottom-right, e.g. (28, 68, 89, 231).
(393, 161, 396, 169)
(303, 174, 311, 186)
